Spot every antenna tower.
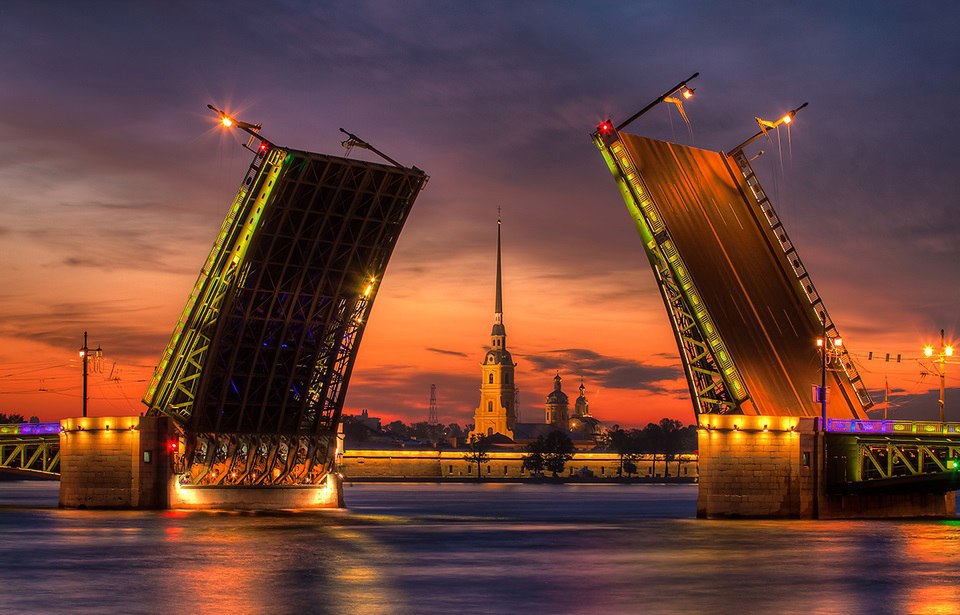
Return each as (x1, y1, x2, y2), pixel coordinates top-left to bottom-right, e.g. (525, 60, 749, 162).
(429, 384, 439, 425)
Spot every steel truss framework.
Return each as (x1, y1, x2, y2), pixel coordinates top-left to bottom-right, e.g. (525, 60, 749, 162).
(0, 431, 60, 476)
(595, 131, 747, 416)
(144, 145, 427, 486)
(855, 439, 960, 481)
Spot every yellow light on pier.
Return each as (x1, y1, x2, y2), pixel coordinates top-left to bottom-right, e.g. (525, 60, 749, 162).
(924, 346, 934, 357)
(947, 346, 954, 357)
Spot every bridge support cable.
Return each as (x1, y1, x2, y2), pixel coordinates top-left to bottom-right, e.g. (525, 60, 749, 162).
(594, 129, 750, 416)
(728, 149, 874, 412)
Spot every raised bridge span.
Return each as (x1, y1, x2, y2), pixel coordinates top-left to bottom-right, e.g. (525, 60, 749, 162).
(594, 112, 958, 517)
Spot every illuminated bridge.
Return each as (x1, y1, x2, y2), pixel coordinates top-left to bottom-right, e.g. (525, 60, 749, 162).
(0, 423, 60, 479)
(593, 79, 958, 517)
(60, 111, 427, 509)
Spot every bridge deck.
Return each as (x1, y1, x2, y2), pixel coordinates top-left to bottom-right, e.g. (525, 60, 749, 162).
(620, 135, 862, 418)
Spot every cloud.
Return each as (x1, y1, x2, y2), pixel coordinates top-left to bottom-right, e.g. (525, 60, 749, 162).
(521, 348, 681, 394)
(425, 347, 469, 358)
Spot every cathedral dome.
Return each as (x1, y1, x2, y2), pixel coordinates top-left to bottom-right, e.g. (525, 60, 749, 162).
(546, 389, 568, 403)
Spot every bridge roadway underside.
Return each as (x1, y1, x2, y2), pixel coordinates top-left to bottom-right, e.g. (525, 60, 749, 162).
(620, 135, 862, 418)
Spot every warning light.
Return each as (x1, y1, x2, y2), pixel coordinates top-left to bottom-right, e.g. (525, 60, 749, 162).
(168, 441, 178, 452)
(598, 120, 613, 134)
(948, 459, 959, 471)
(259, 142, 268, 151)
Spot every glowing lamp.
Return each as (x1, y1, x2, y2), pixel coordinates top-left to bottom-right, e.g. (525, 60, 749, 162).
(598, 120, 613, 134)
(833, 338, 843, 347)
(924, 346, 934, 357)
(816, 339, 824, 348)
(259, 142, 268, 151)
(682, 87, 695, 100)
(948, 459, 959, 471)
(79, 350, 85, 358)
(782, 115, 792, 124)
(221, 117, 233, 127)
(947, 346, 954, 357)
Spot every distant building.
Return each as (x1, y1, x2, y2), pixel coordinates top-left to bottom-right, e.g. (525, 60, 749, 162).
(356, 409, 381, 432)
(468, 218, 604, 448)
(469, 216, 517, 440)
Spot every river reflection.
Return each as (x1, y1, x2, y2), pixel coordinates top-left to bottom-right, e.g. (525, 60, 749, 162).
(0, 482, 957, 614)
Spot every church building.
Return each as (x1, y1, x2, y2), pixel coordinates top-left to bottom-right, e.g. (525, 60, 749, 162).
(469, 216, 517, 440)
(468, 217, 605, 447)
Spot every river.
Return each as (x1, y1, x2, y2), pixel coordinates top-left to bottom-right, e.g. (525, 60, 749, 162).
(0, 482, 957, 614)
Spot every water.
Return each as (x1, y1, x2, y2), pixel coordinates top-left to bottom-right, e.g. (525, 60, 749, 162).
(1, 482, 958, 614)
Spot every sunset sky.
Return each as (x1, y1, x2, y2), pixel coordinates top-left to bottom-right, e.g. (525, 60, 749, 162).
(1, 2, 958, 428)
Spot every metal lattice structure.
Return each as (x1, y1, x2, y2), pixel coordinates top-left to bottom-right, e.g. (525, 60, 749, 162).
(0, 423, 60, 477)
(144, 137, 427, 486)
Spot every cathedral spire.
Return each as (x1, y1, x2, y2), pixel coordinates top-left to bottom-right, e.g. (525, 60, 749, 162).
(491, 213, 506, 346)
(495, 214, 503, 317)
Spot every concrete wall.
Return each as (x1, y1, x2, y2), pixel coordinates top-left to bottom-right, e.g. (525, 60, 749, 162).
(697, 415, 803, 518)
(343, 449, 698, 480)
(698, 415, 957, 519)
(59, 415, 173, 509)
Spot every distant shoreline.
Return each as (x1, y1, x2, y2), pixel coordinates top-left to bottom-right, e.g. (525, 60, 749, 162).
(344, 477, 698, 485)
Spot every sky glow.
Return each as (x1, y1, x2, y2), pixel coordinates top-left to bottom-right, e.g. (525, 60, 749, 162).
(1, 2, 958, 427)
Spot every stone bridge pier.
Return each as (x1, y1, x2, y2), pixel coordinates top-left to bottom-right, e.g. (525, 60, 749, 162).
(697, 415, 956, 519)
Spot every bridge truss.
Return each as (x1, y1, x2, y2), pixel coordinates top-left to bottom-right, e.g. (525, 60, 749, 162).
(144, 137, 427, 487)
(0, 423, 60, 478)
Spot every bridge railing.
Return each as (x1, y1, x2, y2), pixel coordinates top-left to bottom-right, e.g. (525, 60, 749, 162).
(827, 418, 960, 436)
(0, 422, 62, 435)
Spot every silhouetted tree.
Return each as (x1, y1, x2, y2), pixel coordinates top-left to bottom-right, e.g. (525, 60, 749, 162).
(522, 435, 547, 476)
(463, 434, 491, 480)
(543, 430, 575, 477)
(385, 420, 411, 439)
(604, 425, 644, 477)
(639, 422, 662, 476)
(0, 413, 25, 424)
(658, 418, 684, 478)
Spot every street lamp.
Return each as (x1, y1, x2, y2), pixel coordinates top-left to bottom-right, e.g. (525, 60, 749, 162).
(78, 331, 102, 418)
(595, 72, 700, 136)
(728, 102, 808, 154)
(815, 312, 843, 429)
(923, 329, 953, 423)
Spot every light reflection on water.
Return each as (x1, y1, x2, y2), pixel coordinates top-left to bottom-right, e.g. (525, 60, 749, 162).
(0, 482, 958, 614)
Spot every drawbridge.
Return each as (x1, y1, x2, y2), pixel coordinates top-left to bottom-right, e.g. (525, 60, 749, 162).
(594, 123, 871, 419)
(592, 85, 959, 499)
(142, 113, 427, 489)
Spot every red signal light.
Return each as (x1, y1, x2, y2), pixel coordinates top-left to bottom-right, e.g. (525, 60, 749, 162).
(168, 441, 178, 452)
(598, 120, 613, 134)
(259, 142, 268, 151)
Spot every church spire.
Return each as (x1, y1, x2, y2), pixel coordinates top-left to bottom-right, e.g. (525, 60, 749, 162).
(491, 213, 506, 346)
(495, 214, 503, 317)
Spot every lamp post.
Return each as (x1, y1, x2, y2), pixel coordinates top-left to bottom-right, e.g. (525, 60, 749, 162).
(816, 314, 843, 430)
(78, 331, 102, 418)
(923, 329, 953, 423)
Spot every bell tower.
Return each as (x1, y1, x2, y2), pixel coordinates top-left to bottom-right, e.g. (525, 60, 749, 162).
(470, 215, 517, 439)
